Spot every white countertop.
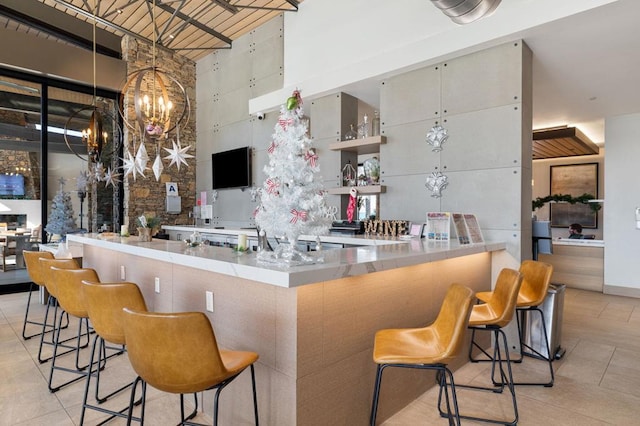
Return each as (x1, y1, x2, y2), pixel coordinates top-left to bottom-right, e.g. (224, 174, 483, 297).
(162, 225, 398, 246)
(68, 233, 505, 288)
(553, 238, 604, 248)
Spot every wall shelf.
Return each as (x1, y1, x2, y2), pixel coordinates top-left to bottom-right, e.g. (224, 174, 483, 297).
(327, 185, 386, 195)
(329, 135, 386, 155)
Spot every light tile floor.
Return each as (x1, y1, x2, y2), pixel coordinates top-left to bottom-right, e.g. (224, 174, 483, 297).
(1, 288, 640, 425)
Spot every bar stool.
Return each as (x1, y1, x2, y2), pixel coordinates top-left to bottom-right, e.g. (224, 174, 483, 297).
(475, 260, 555, 386)
(79, 281, 148, 425)
(122, 308, 260, 426)
(370, 283, 475, 426)
(45, 265, 100, 392)
(21, 250, 60, 341)
(459, 267, 522, 426)
(36, 257, 81, 364)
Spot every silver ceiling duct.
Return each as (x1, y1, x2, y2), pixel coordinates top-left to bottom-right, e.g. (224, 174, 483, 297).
(431, 0, 502, 24)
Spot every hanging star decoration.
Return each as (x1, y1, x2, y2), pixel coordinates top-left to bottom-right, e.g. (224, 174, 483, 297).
(135, 143, 149, 176)
(93, 162, 105, 182)
(163, 139, 194, 171)
(103, 166, 121, 188)
(122, 150, 139, 181)
(77, 170, 88, 193)
(152, 154, 164, 181)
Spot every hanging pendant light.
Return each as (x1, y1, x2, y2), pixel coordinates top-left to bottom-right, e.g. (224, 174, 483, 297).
(120, 0, 192, 181)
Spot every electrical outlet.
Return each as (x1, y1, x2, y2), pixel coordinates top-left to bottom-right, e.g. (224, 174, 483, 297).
(154, 277, 160, 293)
(206, 291, 214, 312)
(120, 265, 126, 280)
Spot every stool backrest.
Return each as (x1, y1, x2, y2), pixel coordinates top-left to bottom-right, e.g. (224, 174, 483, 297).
(39, 258, 80, 297)
(484, 268, 523, 327)
(432, 283, 475, 362)
(122, 309, 227, 394)
(23, 250, 54, 286)
(50, 267, 99, 318)
(519, 260, 553, 307)
(82, 281, 147, 345)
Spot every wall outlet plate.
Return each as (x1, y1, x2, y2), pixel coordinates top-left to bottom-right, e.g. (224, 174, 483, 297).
(206, 291, 214, 312)
(154, 277, 160, 293)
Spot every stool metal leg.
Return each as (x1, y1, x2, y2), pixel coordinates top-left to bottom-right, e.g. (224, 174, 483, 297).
(456, 326, 519, 426)
(512, 306, 555, 386)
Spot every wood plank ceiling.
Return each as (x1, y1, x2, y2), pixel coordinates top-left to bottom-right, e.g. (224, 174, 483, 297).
(532, 127, 600, 160)
(23, 0, 301, 62)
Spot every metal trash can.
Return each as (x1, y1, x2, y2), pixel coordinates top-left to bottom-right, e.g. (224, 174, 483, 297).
(521, 283, 566, 360)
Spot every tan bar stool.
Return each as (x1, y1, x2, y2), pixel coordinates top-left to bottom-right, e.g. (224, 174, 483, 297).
(79, 281, 148, 425)
(45, 266, 102, 392)
(123, 308, 260, 426)
(36, 257, 81, 364)
(458, 268, 522, 426)
(370, 283, 475, 426)
(21, 250, 60, 341)
(475, 260, 555, 386)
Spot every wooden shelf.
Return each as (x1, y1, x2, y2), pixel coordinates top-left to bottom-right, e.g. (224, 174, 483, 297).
(329, 135, 386, 155)
(326, 185, 386, 195)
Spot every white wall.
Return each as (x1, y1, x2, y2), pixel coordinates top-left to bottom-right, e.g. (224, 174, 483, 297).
(604, 113, 640, 295)
(250, 0, 618, 113)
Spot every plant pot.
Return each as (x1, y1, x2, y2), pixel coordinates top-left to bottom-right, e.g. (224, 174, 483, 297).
(137, 227, 152, 242)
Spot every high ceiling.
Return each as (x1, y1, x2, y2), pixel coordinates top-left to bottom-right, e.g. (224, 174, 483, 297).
(0, 0, 301, 62)
(1, 0, 639, 156)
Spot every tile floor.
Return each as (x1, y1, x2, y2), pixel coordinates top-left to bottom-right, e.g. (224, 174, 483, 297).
(1, 287, 640, 425)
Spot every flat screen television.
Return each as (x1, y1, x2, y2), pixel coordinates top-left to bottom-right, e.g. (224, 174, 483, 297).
(0, 174, 25, 196)
(212, 147, 252, 190)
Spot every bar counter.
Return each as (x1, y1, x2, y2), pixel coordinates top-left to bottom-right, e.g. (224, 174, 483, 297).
(67, 233, 505, 425)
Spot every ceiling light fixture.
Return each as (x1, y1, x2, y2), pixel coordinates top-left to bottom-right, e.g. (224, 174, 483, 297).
(120, 0, 192, 181)
(431, 0, 502, 24)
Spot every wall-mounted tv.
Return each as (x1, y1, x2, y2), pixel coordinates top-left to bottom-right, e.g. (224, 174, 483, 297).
(212, 147, 252, 190)
(0, 174, 25, 196)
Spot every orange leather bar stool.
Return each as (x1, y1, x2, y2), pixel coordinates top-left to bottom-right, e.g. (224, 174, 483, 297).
(36, 257, 81, 364)
(45, 265, 101, 392)
(475, 260, 555, 386)
(370, 283, 475, 426)
(79, 281, 148, 425)
(459, 268, 522, 426)
(123, 308, 260, 426)
(21, 250, 60, 341)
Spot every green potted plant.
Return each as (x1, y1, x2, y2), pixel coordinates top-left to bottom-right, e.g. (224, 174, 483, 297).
(136, 215, 161, 241)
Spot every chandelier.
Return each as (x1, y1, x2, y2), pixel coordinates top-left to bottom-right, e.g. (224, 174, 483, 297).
(63, 0, 119, 188)
(120, 0, 192, 181)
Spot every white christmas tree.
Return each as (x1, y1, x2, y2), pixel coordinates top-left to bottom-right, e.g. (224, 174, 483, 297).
(45, 177, 77, 240)
(254, 90, 331, 264)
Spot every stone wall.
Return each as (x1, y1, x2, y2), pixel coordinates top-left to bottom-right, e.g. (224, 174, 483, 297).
(121, 36, 196, 233)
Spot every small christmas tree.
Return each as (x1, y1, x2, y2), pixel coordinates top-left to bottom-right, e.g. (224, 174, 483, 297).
(254, 90, 331, 264)
(45, 177, 77, 240)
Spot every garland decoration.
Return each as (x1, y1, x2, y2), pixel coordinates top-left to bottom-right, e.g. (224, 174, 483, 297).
(532, 193, 601, 212)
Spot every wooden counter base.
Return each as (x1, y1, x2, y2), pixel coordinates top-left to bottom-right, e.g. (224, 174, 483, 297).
(539, 243, 604, 292)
